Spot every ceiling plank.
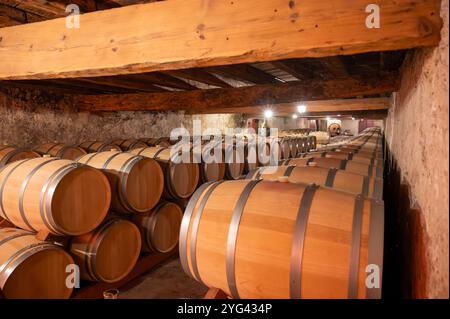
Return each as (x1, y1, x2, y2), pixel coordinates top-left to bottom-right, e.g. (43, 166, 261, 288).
(126, 72, 197, 91)
(0, 4, 26, 27)
(45, 79, 138, 93)
(318, 57, 349, 78)
(75, 74, 398, 112)
(271, 60, 314, 81)
(3, 0, 65, 18)
(164, 69, 233, 88)
(206, 64, 283, 84)
(75, 76, 169, 92)
(1, 80, 106, 95)
(0, 0, 441, 80)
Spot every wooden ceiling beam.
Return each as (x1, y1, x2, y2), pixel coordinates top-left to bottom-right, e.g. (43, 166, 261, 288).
(271, 60, 314, 81)
(75, 74, 398, 112)
(268, 109, 388, 119)
(45, 79, 139, 94)
(126, 72, 197, 91)
(0, 0, 441, 80)
(198, 97, 388, 115)
(75, 76, 169, 92)
(206, 64, 283, 85)
(0, 3, 27, 27)
(319, 57, 349, 78)
(0, 0, 65, 18)
(1, 80, 107, 95)
(164, 69, 233, 88)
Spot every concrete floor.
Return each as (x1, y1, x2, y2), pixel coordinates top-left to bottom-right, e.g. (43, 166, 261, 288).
(119, 257, 209, 299)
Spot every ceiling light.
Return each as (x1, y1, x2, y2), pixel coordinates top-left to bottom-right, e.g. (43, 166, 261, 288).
(292, 114, 298, 119)
(264, 109, 273, 119)
(297, 104, 307, 113)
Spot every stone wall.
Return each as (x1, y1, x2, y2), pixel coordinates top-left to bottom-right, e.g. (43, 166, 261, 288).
(384, 0, 449, 298)
(0, 86, 244, 148)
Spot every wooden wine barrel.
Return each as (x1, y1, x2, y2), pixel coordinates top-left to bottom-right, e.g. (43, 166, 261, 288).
(0, 146, 40, 168)
(34, 143, 87, 161)
(308, 135, 317, 150)
(289, 139, 299, 158)
(131, 201, 182, 253)
(180, 180, 384, 299)
(300, 137, 310, 153)
(280, 139, 291, 159)
(198, 141, 226, 183)
(69, 217, 141, 283)
(200, 161, 225, 183)
(243, 141, 258, 173)
(77, 151, 164, 213)
(223, 144, 245, 180)
(141, 137, 171, 147)
(0, 228, 74, 299)
(0, 157, 110, 235)
(266, 138, 282, 165)
(314, 150, 382, 166)
(111, 139, 147, 151)
(131, 147, 199, 200)
(246, 165, 383, 200)
(284, 157, 382, 178)
(78, 141, 121, 153)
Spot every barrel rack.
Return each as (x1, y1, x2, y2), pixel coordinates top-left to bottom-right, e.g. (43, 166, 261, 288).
(0, 228, 177, 299)
(204, 288, 228, 299)
(72, 248, 178, 299)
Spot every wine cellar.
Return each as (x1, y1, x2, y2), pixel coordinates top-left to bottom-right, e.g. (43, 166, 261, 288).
(0, 0, 448, 300)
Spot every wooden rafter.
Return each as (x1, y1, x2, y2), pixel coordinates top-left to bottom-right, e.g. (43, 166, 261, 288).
(0, 0, 441, 80)
(75, 74, 398, 112)
(206, 64, 283, 85)
(165, 69, 233, 88)
(200, 97, 389, 115)
(74, 76, 168, 92)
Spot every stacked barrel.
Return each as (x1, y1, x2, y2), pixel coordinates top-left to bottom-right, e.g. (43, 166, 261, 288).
(1, 128, 384, 299)
(0, 138, 185, 299)
(179, 127, 385, 299)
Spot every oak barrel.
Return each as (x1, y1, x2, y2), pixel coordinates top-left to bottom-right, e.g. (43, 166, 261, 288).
(280, 139, 291, 159)
(112, 139, 147, 151)
(308, 135, 317, 150)
(141, 137, 172, 147)
(132, 201, 182, 253)
(285, 157, 382, 178)
(0, 228, 74, 299)
(243, 141, 259, 173)
(199, 142, 226, 183)
(0, 146, 40, 168)
(34, 143, 87, 161)
(78, 141, 121, 153)
(131, 147, 199, 200)
(69, 217, 141, 283)
(246, 165, 383, 200)
(223, 144, 245, 180)
(180, 180, 384, 298)
(0, 157, 111, 235)
(77, 151, 164, 213)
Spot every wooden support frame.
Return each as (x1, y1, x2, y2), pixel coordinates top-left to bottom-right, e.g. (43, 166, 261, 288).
(72, 248, 177, 299)
(0, 0, 441, 80)
(204, 287, 228, 299)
